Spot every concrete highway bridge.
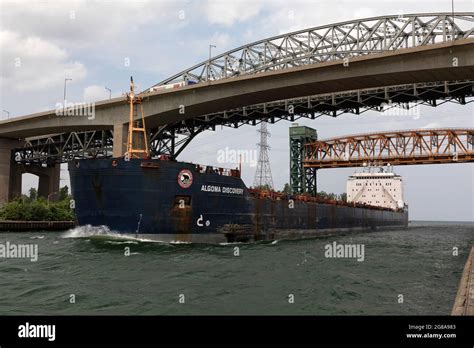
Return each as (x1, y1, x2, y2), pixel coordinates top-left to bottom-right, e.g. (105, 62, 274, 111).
(0, 13, 473, 203)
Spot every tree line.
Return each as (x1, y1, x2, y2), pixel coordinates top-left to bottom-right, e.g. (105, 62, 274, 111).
(0, 186, 74, 221)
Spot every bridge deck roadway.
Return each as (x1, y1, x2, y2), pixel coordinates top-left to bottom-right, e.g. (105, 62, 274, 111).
(0, 38, 473, 139)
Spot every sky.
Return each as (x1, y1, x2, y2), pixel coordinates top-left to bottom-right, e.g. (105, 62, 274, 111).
(0, 0, 473, 221)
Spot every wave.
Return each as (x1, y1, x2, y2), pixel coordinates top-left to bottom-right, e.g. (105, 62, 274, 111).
(62, 225, 144, 241)
(61, 225, 176, 245)
(61, 225, 120, 239)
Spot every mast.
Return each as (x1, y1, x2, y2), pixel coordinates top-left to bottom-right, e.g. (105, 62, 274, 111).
(126, 76, 149, 158)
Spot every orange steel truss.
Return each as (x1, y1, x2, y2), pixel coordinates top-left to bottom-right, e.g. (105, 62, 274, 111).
(303, 128, 474, 169)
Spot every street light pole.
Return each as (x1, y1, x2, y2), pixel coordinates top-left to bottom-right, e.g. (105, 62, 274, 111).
(208, 44, 216, 82)
(64, 78, 72, 103)
(451, 0, 455, 39)
(2, 110, 10, 120)
(105, 87, 112, 99)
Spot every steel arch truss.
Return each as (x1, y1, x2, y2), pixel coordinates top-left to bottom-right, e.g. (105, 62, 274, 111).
(303, 128, 474, 168)
(151, 13, 474, 87)
(13, 125, 211, 164)
(13, 80, 474, 164)
(14, 130, 114, 165)
(148, 123, 210, 158)
(186, 80, 474, 130)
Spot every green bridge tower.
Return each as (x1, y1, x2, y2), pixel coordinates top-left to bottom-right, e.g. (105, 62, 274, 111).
(289, 124, 318, 196)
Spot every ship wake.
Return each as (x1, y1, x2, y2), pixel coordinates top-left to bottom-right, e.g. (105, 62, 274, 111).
(62, 225, 284, 246)
(61, 225, 178, 244)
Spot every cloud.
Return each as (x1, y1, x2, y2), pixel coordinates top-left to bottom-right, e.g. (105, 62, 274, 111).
(194, 32, 233, 55)
(83, 84, 110, 102)
(204, 0, 263, 26)
(421, 122, 442, 129)
(0, 30, 86, 92)
(249, 0, 473, 39)
(0, 0, 174, 47)
(353, 7, 377, 20)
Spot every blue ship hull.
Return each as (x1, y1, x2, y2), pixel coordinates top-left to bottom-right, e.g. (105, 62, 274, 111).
(68, 158, 408, 243)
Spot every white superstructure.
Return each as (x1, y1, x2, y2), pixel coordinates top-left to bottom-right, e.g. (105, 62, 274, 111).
(346, 166, 404, 210)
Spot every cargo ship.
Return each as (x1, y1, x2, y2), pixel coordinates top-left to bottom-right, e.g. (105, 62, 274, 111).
(69, 157, 408, 243)
(68, 78, 408, 243)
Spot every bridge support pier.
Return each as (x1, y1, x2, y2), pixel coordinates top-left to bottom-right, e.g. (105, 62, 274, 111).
(17, 164, 61, 202)
(9, 164, 22, 201)
(0, 136, 61, 204)
(113, 123, 127, 157)
(37, 165, 60, 201)
(0, 138, 24, 205)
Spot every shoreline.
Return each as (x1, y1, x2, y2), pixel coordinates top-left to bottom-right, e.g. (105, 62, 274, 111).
(452, 246, 474, 315)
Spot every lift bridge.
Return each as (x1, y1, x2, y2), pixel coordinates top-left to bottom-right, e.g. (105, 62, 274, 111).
(289, 126, 474, 196)
(303, 128, 474, 168)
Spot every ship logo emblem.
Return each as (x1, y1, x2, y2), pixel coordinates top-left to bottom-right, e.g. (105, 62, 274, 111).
(178, 169, 193, 189)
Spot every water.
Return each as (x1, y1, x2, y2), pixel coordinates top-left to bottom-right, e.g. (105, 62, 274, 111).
(0, 222, 472, 315)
